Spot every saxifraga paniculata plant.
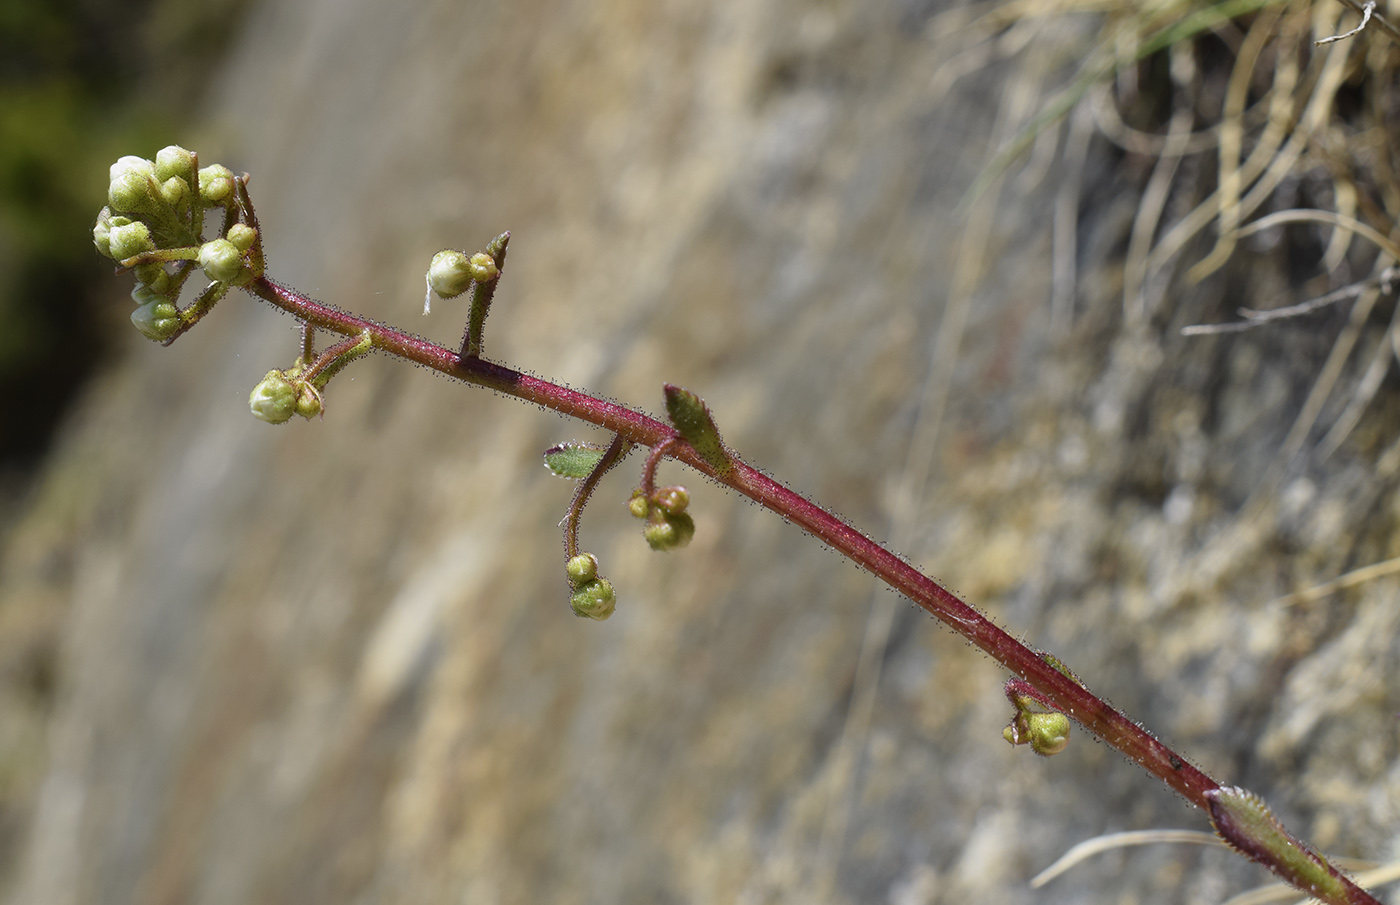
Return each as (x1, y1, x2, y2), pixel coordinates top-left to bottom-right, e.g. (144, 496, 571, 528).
(92, 146, 1388, 905)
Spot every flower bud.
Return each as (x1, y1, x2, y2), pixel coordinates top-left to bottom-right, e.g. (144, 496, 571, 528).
(226, 223, 258, 252)
(111, 156, 156, 182)
(249, 369, 297, 424)
(467, 252, 499, 282)
(154, 145, 196, 184)
(1026, 712, 1070, 756)
(199, 238, 245, 283)
(130, 300, 180, 341)
(570, 578, 616, 621)
(427, 250, 474, 299)
(160, 176, 189, 207)
(627, 492, 650, 519)
(566, 553, 599, 587)
(108, 156, 162, 215)
(644, 512, 695, 551)
(653, 486, 689, 515)
(198, 165, 236, 204)
(107, 220, 154, 262)
(294, 384, 323, 420)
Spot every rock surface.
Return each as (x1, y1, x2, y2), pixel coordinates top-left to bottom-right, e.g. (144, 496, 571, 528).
(1, 1, 1397, 903)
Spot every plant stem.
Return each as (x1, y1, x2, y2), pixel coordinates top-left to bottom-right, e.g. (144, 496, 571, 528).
(244, 274, 1380, 905)
(639, 438, 675, 498)
(562, 434, 631, 561)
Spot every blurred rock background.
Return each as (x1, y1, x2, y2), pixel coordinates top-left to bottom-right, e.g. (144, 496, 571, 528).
(0, 1, 1397, 903)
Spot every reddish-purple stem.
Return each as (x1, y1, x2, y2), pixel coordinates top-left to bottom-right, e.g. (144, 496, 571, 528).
(640, 438, 675, 498)
(562, 434, 631, 561)
(244, 274, 1381, 905)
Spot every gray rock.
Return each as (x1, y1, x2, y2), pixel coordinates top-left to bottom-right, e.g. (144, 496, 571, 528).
(2, 1, 1396, 904)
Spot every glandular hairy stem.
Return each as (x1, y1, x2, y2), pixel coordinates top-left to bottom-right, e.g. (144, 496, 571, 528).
(223, 273, 1383, 905)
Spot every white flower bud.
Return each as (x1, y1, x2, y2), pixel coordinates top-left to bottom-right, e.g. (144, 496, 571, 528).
(427, 250, 474, 300)
(154, 146, 196, 184)
(107, 220, 154, 262)
(108, 156, 162, 215)
(249, 370, 297, 424)
(199, 238, 244, 283)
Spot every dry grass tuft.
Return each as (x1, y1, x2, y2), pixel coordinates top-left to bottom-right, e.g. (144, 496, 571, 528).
(916, 0, 1400, 898)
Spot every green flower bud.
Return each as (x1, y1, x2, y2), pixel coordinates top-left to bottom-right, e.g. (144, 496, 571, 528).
(227, 223, 258, 252)
(199, 238, 245, 283)
(653, 486, 689, 515)
(427, 250, 473, 300)
(467, 252, 499, 282)
(130, 300, 180, 341)
(294, 384, 323, 420)
(644, 512, 695, 551)
(566, 553, 599, 587)
(1026, 712, 1070, 756)
(570, 578, 616, 621)
(249, 369, 297, 424)
(198, 165, 236, 204)
(154, 145, 196, 184)
(108, 156, 162, 215)
(627, 492, 650, 519)
(107, 220, 154, 262)
(160, 176, 189, 207)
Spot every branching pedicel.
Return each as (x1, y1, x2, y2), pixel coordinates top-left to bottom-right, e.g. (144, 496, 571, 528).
(93, 147, 1386, 905)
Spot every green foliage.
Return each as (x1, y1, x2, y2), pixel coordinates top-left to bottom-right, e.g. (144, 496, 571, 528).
(663, 384, 732, 474)
(543, 443, 608, 480)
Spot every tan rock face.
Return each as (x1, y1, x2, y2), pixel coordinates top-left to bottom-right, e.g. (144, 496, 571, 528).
(3, 2, 1396, 904)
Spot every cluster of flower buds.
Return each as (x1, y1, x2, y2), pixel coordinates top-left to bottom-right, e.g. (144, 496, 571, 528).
(629, 485, 695, 552)
(565, 553, 616, 621)
(425, 249, 499, 311)
(93, 146, 263, 341)
(248, 331, 374, 424)
(249, 365, 325, 424)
